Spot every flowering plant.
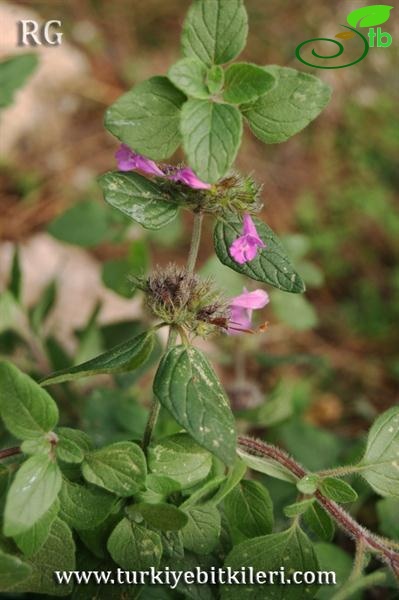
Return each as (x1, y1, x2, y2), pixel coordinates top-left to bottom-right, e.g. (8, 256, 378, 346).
(0, 0, 398, 597)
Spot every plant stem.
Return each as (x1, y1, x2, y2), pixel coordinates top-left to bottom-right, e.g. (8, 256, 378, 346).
(318, 464, 364, 477)
(186, 212, 203, 273)
(0, 446, 21, 460)
(142, 212, 204, 451)
(238, 436, 399, 578)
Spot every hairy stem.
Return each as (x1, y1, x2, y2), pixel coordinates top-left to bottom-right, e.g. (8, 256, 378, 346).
(142, 212, 203, 451)
(238, 436, 399, 577)
(0, 446, 21, 460)
(186, 212, 203, 273)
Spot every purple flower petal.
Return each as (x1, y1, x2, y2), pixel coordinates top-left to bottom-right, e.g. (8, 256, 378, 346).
(169, 167, 211, 190)
(229, 214, 266, 265)
(230, 288, 269, 310)
(115, 144, 164, 176)
(227, 287, 269, 334)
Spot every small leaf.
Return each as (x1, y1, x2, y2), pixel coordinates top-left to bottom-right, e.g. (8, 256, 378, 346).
(210, 458, 247, 505)
(41, 330, 154, 385)
(182, 0, 248, 66)
(4, 455, 62, 536)
(347, 5, 394, 28)
(139, 474, 181, 504)
(297, 474, 320, 495)
(9, 246, 22, 301)
(319, 477, 358, 503)
(107, 517, 162, 570)
(284, 498, 315, 517)
(0, 53, 39, 109)
(181, 504, 221, 554)
(223, 62, 275, 104)
(153, 345, 236, 465)
(168, 58, 209, 99)
(359, 406, 399, 497)
(242, 66, 331, 144)
(0, 549, 32, 588)
(237, 446, 298, 484)
(148, 433, 212, 489)
(13, 499, 60, 557)
(56, 427, 92, 464)
(59, 479, 116, 530)
(222, 525, 320, 599)
(104, 76, 186, 160)
(181, 99, 243, 183)
(47, 200, 110, 247)
(99, 171, 179, 230)
(133, 502, 189, 531)
(5, 518, 75, 596)
(206, 65, 224, 95)
(224, 480, 273, 542)
(82, 441, 146, 497)
(214, 216, 306, 293)
(303, 503, 335, 542)
(0, 361, 58, 440)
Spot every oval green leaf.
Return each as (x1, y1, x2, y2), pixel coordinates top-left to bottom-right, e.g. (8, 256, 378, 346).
(224, 480, 274, 542)
(181, 99, 243, 183)
(224, 62, 275, 104)
(214, 216, 306, 293)
(0, 361, 58, 440)
(104, 76, 186, 160)
(134, 502, 189, 531)
(182, 0, 248, 66)
(153, 346, 236, 465)
(168, 58, 210, 99)
(242, 66, 331, 144)
(107, 517, 162, 570)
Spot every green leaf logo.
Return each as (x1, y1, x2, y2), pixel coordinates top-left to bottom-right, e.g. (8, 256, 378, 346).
(347, 5, 393, 28)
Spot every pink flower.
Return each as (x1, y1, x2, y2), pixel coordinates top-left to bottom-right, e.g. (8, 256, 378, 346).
(115, 144, 164, 176)
(228, 288, 269, 334)
(169, 167, 211, 190)
(229, 214, 266, 264)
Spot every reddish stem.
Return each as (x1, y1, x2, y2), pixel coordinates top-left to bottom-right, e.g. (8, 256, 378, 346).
(0, 446, 21, 460)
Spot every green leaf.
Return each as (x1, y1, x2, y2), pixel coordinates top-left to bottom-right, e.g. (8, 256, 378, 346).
(210, 458, 247, 505)
(5, 518, 75, 596)
(148, 433, 212, 489)
(82, 441, 146, 497)
(347, 5, 394, 28)
(224, 62, 275, 104)
(319, 477, 358, 503)
(297, 474, 320, 494)
(0, 361, 58, 440)
(284, 498, 315, 517)
(222, 526, 320, 599)
(0, 290, 28, 337)
(0, 549, 32, 588)
(56, 427, 92, 464)
(98, 171, 178, 230)
(4, 455, 62, 536)
(13, 499, 60, 557)
(30, 280, 57, 332)
(20, 436, 52, 456)
(181, 504, 221, 554)
(242, 66, 331, 144)
(182, 0, 248, 66)
(104, 76, 186, 160)
(139, 474, 181, 504)
(206, 65, 224, 95)
(359, 406, 399, 497)
(59, 479, 116, 530)
(153, 346, 236, 465)
(48, 200, 110, 247)
(377, 497, 399, 539)
(237, 445, 298, 484)
(41, 330, 154, 385)
(303, 503, 335, 542)
(107, 517, 162, 570)
(133, 502, 188, 531)
(224, 480, 273, 542)
(168, 58, 209, 99)
(181, 99, 243, 183)
(214, 216, 306, 292)
(0, 53, 38, 109)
